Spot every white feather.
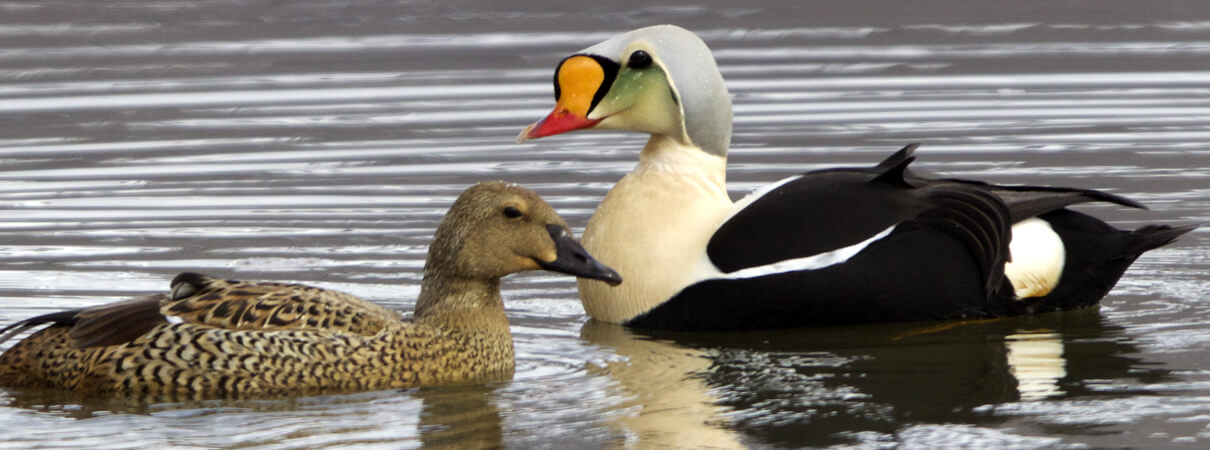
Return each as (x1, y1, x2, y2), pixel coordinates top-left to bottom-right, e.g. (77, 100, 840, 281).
(1004, 218, 1066, 299)
(686, 224, 897, 282)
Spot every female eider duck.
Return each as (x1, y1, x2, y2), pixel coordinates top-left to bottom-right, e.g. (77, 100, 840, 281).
(518, 24, 1195, 331)
(0, 182, 620, 397)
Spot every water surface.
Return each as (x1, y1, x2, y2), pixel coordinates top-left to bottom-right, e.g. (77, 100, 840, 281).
(1, 1, 1209, 448)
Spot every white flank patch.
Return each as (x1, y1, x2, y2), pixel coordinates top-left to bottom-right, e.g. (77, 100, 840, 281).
(1004, 217, 1066, 299)
(719, 224, 897, 280)
(165, 315, 185, 324)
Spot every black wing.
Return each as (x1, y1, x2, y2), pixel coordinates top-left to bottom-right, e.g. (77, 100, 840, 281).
(889, 143, 1145, 221)
(963, 183, 1143, 222)
(707, 152, 920, 273)
(708, 145, 1012, 299)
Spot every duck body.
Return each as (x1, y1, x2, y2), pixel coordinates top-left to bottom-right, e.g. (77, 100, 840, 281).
(0, 276, 511, 397)
(0, 182, 621, 397)
(622, 147, 1192, 331)
(520, 25, 1195, 331)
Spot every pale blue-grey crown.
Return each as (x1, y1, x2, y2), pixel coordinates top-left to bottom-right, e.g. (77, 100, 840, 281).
(581, 25, 733, 156)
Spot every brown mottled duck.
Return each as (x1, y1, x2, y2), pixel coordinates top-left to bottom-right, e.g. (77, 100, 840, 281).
(0, 181, 621, 398)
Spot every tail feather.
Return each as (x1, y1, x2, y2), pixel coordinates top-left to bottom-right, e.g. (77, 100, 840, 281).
(873, 143, 919, 171)
(0, 294, 170, 348)
(0, 309, 80, 346)
(1124, 224, 1199, 256)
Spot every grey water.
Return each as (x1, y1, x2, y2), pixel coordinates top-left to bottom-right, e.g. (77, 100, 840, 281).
(1, 0, 1209, 448)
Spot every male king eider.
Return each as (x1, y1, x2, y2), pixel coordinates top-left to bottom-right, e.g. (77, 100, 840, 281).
(516, 24, 1195, 331)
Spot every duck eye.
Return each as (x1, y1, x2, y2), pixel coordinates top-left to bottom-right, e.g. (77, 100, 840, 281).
(628, 50, 652, 69)
(503, 206, 523, 219)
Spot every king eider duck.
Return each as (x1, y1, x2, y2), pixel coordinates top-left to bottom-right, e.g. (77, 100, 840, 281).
(516, 24, 1195, 331)
(0, 182, 621, 398)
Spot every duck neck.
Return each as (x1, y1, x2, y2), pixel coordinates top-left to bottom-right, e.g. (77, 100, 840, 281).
(643, 133, 726, 174)
(414, 269, 508, 332)
(634, 133, 726, 197)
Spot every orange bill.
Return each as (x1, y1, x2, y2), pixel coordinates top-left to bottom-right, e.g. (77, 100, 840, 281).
(518, 55, 610, 143)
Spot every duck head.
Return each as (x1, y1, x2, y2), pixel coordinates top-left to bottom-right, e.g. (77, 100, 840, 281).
(427, 181, 621, 285)
(519, 25, 733, 157)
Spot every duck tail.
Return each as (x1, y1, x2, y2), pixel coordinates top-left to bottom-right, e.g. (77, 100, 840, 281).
(1123, 223, 1199, 257)
(0, 309, 80, 346)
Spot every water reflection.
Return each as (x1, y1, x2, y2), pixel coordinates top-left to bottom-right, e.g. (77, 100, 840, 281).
(415, 384, 505, 449)
(0, 382, 514, 448)
(1005, 331, 1066, 401)
(580, 321, 746, 449)
(2, 0, 1209, 446)
(584, 308, 1172, 447)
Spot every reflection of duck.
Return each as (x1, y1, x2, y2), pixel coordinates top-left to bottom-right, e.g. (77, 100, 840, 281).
(1004, 330, 1066, 401)
(579, 320, 746, 449)
(620, 309, 1170, 447)
(0, 182, 620, 398)
(0, 385, 503, 448)
(520, 24, 1195, 331)
(415, 384, 505, 450)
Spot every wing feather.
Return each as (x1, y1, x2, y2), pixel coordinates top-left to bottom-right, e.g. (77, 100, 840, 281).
(707, 148, 1012, 300)
(162, 272, 399, 336)
(0, 272, 401, 350)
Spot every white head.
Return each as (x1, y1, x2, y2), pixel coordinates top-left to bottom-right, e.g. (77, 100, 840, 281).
(519, 25, 733, 157)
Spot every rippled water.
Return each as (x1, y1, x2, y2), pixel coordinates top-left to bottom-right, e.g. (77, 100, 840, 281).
(1, 1, 1209, 448)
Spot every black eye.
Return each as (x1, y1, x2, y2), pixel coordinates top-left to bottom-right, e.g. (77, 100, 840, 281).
(503, 206, 523, 219)
(628, 50, 652, 69)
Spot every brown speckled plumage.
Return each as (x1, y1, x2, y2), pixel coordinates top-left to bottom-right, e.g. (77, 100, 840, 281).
(0, 182, 620, 399)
